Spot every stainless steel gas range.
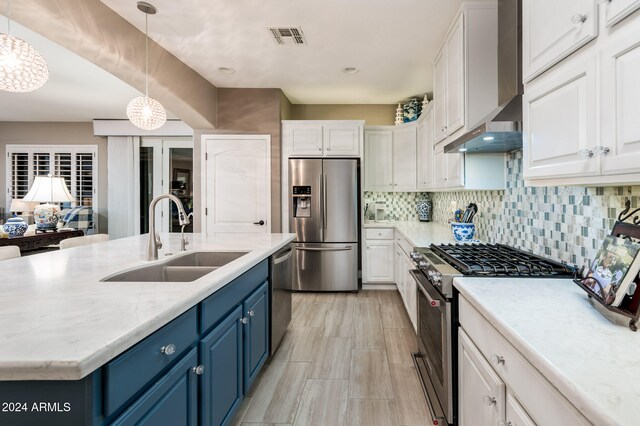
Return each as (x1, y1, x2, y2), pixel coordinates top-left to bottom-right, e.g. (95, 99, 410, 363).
(409, 243, 576, 426)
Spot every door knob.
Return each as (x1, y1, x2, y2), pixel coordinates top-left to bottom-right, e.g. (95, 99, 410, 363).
(253, 220, 265, 225)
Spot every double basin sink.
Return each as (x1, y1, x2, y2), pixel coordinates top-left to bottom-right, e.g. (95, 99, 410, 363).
(102, 251, 249, 282)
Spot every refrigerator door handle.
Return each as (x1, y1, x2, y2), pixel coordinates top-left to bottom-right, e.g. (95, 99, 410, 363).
(319, 174, 324, 239)
(323, 173, 328, 230)
(295, 246, 352, 252)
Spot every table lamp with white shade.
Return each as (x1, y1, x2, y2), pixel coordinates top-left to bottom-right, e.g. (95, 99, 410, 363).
(23, 176, 75, 231)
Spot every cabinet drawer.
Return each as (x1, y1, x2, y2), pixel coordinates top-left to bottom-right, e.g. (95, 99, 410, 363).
(200, 260, 268, 334)
(395, 232, 413, 256)
(459, 296, 590, 426)
(365, 228, 394, 240)
(103, 307, 198, 417)
(109, 347, 198, 426)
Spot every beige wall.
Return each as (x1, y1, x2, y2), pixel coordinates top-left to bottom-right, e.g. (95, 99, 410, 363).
(0, 122, 108, 233)
(194, 88, 289, 233)
(291, 104, 396, 125)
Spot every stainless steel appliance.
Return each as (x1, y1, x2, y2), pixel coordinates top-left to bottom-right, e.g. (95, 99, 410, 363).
(409, 243, 576, 425)
(270, 244, 293, 354)
(289, 158, 358, 291)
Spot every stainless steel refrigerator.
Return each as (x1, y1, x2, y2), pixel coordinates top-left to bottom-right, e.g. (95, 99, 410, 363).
(289, 158, 358, 291)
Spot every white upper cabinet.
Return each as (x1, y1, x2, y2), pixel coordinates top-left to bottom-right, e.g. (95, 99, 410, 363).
(445, 15, 465, 135)
(283, 120, 362, 157)
(392, 126, 417, 191)
(523, 57, 599, 179)
(364, 129, 393, 191)
(417, 109, 434, 190)
(433, 49, 448, 143)
(523, 0, 598, 83)
(446, 150, 465, 188)
(605, 0, 640, 27)
(600, 32, 640, 176)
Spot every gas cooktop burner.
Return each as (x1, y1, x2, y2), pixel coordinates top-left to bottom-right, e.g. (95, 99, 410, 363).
(429, 243, 576, 277)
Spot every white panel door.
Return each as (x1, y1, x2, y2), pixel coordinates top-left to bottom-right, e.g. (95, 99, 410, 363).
(506, 391, 537, 426)
(523, 57, 599, 179)
(323, 123, 360, 156)
(365, 240, 394, 282)
(523, 0, 598, 82)
(458, 329, 506, 426)
(433, 49, 448, 143)
(433, 146, 447, 189)
(446, 152, 465, 188)
(601, 34, 640, 175)
(392, 126, 417, 191)
(364, 130, 393, 191)
(203, 135, 270, 234)
(445, 14, 465, 135)
(395, 244, 405, 299)
(605, 0, 640, 27)
(404, 256, 417, 331)
(417, 110, 434, 190)
(288, 124, 323, 156)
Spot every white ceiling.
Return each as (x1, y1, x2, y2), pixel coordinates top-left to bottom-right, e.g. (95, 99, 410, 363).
(0, 19, 153, 122)
(101, 0, 471, 104)
(0, 0, 477, 122)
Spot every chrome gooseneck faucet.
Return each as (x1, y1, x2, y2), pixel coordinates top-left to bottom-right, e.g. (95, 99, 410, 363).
(147, 194, 190, 261)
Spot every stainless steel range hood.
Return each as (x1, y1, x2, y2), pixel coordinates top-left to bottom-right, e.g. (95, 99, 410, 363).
(445, 0, 522, 153)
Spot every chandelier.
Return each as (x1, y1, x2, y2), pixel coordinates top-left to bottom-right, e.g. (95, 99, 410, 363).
(127, 2, 166, 131)
(0, 1, 49, 92)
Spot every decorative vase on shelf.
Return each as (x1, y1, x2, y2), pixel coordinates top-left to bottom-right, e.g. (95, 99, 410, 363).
(395, 103, 404, 126)
(3, 216, 28, 237)
(417, 197, 432, 222)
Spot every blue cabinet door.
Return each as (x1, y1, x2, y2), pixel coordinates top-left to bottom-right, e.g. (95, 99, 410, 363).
(109, 347, 198, 426)
(243, 281, 269, 391)
(200, 305, 243, 426)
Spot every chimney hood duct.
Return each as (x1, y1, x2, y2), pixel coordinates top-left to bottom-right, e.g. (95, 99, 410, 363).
(445, 0, 523, 153)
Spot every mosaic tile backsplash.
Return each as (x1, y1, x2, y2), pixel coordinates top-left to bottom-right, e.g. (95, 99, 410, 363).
(429, 151, 640, 268)
(363, 192, 429, 221)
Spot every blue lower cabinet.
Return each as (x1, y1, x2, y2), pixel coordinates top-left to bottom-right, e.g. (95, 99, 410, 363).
(243, 281, 269, 391)
(200, 305, 244, 426)
(109, 347, 199, 426)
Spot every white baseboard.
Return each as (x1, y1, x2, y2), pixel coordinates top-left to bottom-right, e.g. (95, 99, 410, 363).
(362, 283, 397, 291)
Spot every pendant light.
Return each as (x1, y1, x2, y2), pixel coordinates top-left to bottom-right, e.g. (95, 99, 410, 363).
(126, 1, 166, 131)
(0, 0, 49, 92)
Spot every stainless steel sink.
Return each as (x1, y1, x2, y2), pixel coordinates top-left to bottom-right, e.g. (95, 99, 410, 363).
(102, 251, 249, 282)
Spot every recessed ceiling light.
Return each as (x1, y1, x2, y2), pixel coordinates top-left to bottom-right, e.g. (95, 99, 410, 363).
(483, 136, 495, 141)
(342, 67, 359, 74)
(459, 148, 468, 152)
(218, 67, 235, 74)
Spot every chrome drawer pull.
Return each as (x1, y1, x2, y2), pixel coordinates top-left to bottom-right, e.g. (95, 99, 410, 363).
(160, 344, 176, 356)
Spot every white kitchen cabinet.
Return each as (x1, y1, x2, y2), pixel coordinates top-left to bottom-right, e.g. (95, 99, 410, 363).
(392, 126, 417, 191)
(364, 129, 393, 191)
(433, 49, 448, 143)
(403, 256, 417, 331)
(365, 236, 394, 283)
(395, 244, 406, 299)
(433, 148, 446, 188)
(445, 14, 465, 135)
(282, 120, 362, 157)
(458, 329, 505, 426)
(605, 0, 640, 27)
(417, 107, 434, 190)
(506, 391, 536, 426)
(600, 33, 640, 176)
(433, 144, 465, 189)
(523, 0, 598, 82)
(523, 57, 599, 180)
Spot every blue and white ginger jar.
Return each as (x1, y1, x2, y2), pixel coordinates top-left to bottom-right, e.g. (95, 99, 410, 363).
(3, 216, 28, 237)
(417, 198, 432, 222)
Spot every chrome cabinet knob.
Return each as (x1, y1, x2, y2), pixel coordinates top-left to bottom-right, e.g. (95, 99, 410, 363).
(241, 317, 249, 324)
(483, 395, 497, 406)
(490, 354, 506, 365)
(192, 365, 205, 375)
(571, 13, 587, 26)
(594, 145, 610, 156)
(160, 344, 176, 356)
(578, 148, 594, 159)
(318, 148, 322, 151)
(248, 310, 255, 317)
(326, 147, 331, 151)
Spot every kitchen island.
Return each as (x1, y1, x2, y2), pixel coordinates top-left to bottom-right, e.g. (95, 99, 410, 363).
(455, 277, 639, 426)
(0, 232, 295, 426)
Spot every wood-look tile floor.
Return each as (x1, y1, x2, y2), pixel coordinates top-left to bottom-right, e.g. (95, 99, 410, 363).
(232, 290, 431, 426)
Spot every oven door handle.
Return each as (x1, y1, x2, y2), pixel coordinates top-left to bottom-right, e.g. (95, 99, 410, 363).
(410, 270, 442, 308)
(412, 353, 448, 426)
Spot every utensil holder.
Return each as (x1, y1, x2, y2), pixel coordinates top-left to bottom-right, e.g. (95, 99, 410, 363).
(451, 222, 475, 242)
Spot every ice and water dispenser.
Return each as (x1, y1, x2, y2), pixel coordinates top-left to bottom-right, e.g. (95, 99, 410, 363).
(292, 186, 312, 218)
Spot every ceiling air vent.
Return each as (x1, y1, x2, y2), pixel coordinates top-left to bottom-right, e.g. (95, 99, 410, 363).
(268, 27, 306, 45)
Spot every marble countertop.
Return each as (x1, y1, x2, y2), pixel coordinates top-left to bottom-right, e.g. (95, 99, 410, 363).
(0, 232, 295, 381)
(363, 220, 459, 246)
(455, 277, 640, 426)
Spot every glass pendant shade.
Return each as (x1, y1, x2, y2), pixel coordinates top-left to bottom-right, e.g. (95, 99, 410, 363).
(126, 95, 166, 131)
(0, 33, 49, 92)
